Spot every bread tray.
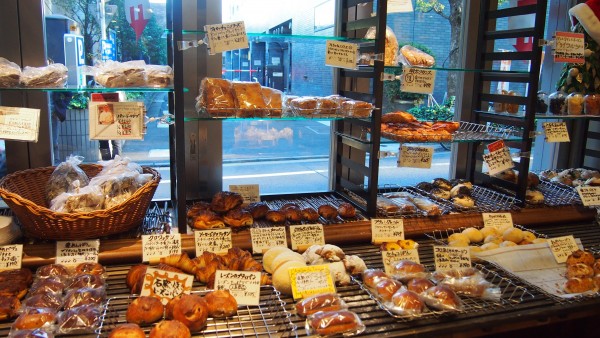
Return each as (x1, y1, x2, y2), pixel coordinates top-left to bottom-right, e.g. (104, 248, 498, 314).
(412, 184, 521, 214)
(381, 121, 518, 143)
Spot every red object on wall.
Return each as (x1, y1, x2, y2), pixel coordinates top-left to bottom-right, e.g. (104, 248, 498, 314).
(129, 4, 149, 41)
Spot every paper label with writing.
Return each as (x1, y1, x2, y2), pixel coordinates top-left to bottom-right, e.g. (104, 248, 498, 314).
(290, 224, 325, 251)
(398, 145, 433, 168)
(140, 267, 194, 305)
(289, 264, 336, 300)
(487, 140, 505, 153)
(214, 270, 261, 305)
(548, 235, 579, 263)
(194, 228, 232, 255)
(0, 106, 40, 142)
(433, 246, 471, 271)
(371, 218, 404, 243)
(482, 213, 513, 232)
(228, 184, 260, 203)
(543, 122, 570, 142)
(388, 0, 413, 13)
(554, 31, 585, 64)
(250, 227, 287, 254)
(325, 40, 358, 69)
(205, 21, 249, 54)
(483, 147, 514, 176)
(0, 244, 23, 271)
(576, 186, 600, 206)
(56, 240, 99, 265)
(142, 234, 182, 262)
(89, 102, 145, 140)
(401, 67, 436, 94)
(382, 249, 420, 274)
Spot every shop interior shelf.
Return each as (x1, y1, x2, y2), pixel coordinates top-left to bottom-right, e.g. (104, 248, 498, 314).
(171, 29, 374, 43)
(476, 110, 600, 120)
(0, 86, 177, 93)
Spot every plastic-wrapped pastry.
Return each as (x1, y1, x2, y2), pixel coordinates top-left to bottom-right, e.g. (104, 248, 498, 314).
(362, 269, 389, 289)
(410, 196, 442, 216)
(20, 63, 68, 88)
(391, 260, 427, 282)
(376, 196, 400, 214)
(290, 97, 318, 115)
(232, 81, 268, 117)
(197, 77, 236, 116)
(295, 293, 347, 317)
(145, 64, 173, 88)
(0, 57, 21, 87)
(261, 87, 283, 116)
(341, 100, 374, 117)
(50, 185, 105, 213)
(406, 277, 435, 294)
(399, 45, 435, 67)
(390, 289, 425, 316)
(45, 156, 90, 206)
(306, 310, 365, 336)
(365, 26, 398, 66)
(438, 274, 501, 301)
(375, 278, 403, 302)
(94, 60, 146, 88)
(56, 305, 101, 334)
(421, 285, 462, 311)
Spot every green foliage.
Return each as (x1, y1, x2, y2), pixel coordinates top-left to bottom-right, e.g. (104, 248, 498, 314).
(408, 96, 455, 121)
(67, 93, 89, 109)
(383, 42, 434, 104)
(53, 0, 101, 65)
(556, 23, 600, 94)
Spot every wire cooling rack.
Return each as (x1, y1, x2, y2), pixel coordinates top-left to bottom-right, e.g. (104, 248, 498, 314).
(377, 185, 450, 218)
(96, 286, 297, 338)
(417, 185, 521, 214)
(534, 180, 582, 207)
(379, 121, 519, 143)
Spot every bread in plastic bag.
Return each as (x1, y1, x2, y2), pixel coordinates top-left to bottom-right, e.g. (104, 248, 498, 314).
(50, 185, 105, 213)
(305, 310, 365, 337)
(365, 26, 398, 66)
(398, 45, 435, 67)
(295, 293, 348, 317)
(20, 63, 68, 88)
(390, 260, 428, 282)
(95, 155, 143, 177)
(438, 274, 501, 301)
(389, 289, 425, 316)
(94, 60, 146, 88)
(232, 81, 268, 117)
(146, 64, 173, 87)
(8, 328, 54, 338)
(56, 304, 101, 334)
(0, 57, 21, 87)
(11, 308, 57, 331)
(45, 156, 90, 206)
(421, 285, 463, 311)
(261, 86, 283, 116)
(431, 267, 479, 282)
(196, 77, 236, 116)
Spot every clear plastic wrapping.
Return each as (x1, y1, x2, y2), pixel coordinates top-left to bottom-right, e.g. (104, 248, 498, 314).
(29, 276, 66, 297)
(420, 285, 463, 311)
(387, 289, 425, 316)
(295, 293, 348, 317)
(261, 86, 283, 116)
(45, 156, 90, 206)
(11, 308, 57, 331)
(0, 57, 21, 87)
(305, 310, 365, 337)
(62, 287, 106, 310)
(438, 274, 501, 301)
(365, 26, 398, 66)
(94, 60, 146, 88)
(232, 81, 268, 117)
(390, 260, 428, 282)
(20, 64, 68, 88)
(145, 64, 173, 88)
(8, 328, 54, 338)
(21, 293, 63, 311)
(196, 77, 236, 116)
(398, 45, 435, 68)
(55, 305, 101, 335)
(49, 184, 105, 213)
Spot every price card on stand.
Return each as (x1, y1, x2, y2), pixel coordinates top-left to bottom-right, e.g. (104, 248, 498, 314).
(398, 145, 433, 168)
(89, 102, 145, 140)
(554, 31, 585, 64)
(214, 270, 261, 305)
(141, 267, 194, 305)
(325, 40, 358, 69)
(194, 228, 232, 255)
(142, 234, 182, 263)
(482, 213, 513, 232)
(250, 227, 287, 254)
(482, 148, 514, 176)
(0, 106, 40, 142)
(289, 264, 336, 300)
(56, 240, 100, 265)
(433, 246, 471, 271)
(542, 122, 570, 142)
(382, 249, 420, 274)
(205, 21, 249, 54)
(290, 224, 325, 251)
(548, 235, 579, 263)
(576, 186, 600, 206)
(400, 67, 436, 94)
(228, 184, 260, 203)
(371, 218, 404, 243)
(0, 244, 23, 271)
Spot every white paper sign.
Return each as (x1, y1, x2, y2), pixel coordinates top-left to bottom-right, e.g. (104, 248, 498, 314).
(548, 235, 579, 263)
(56, 240, 100, 265)
(142, 234, 182, 262)
(89, 102, 145, 140)
(388, 0, 414, 13)
(250, 227, 287, 254)
(0, 244, 23, 270)
(228, 184, 260, 203)
(576, 186, 600, 206)
(325, 40, 358, 69)
(194, 229, 232, 255)
(433, 246, 471, 271)
(482, 213, 513, 231)
(214, 270, 261, 305)
(140, 267, 194, 305)
(554, 31, 585, 64)
(483, 148, 514, 176)
(290, 224, 325, 251)
(543, 122, 570, 142)
(371, 218, 404, 243)
(382, 249, 420, 274)
(0, 106, 40, 142)
(205, 21, 249, 54)
(398, 145, 433, 168)
(401, 67, 436, 94)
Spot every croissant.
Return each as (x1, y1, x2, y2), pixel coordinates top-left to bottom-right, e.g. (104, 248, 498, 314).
(160, 252, 198, 275)
(195, 259, 223, 284)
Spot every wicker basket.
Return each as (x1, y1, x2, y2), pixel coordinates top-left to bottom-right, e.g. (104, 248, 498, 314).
(0, 164, 161, 240)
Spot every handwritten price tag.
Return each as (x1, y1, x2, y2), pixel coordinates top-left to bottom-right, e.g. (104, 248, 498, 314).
(205, 21, 249, 54)
(289, 224, 325, 251)
(0, 106, 40, 142)
(325, 40, 358, 69)
(398, 145, 433, 168)
(554, 31, 585, 64)
(382, 249, 420, 274)
(89, 102, 145, 140)
(0, 244, 23, 271)
(141, 268, 194, 305)
(483, 147, 513, 176)
(548, 235, 580, 263)
(371, 218, 404, 243)
(482, 213, 513, 232)
(543, 122, 570, 142)
(142, 234, 182, 263)
(56, 240, 100, 265)
(433, 246, 471, 271)
(401, 67, 437, 94)
(194, 229, 232, 255)
(250, 227, 287, 254)
(576, 186, 600, 206)
(228, 184, 260, 203)
(214, 270, 261, 305)
(289, 264, 336, 300)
